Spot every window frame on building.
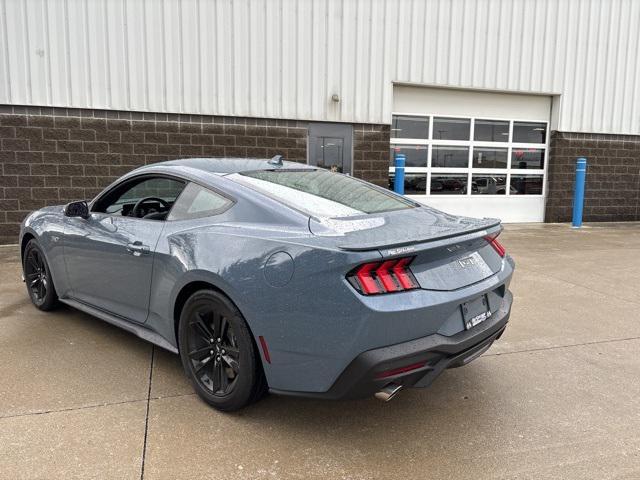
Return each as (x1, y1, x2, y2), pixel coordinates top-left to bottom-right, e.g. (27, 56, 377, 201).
(389, 113, 549, 198)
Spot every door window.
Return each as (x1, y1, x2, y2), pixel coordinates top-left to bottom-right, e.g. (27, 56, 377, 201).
(314, 137, 345, 172)
(93, 176, 186, 220)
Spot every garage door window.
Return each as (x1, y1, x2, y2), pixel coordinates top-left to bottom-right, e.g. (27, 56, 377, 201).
(432, 117, 470, 140)
(391, 115, 430, 140)
(389, 115, 547, 196)
(387, 145, 428, 168)
(474, 119, 509, 142)
(513, 122, 547, 143)
(472, 147, 508, 168)
(432, 146, 469, 168)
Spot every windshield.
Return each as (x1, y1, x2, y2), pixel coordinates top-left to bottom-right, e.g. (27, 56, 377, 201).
(229, 169, 416, 218)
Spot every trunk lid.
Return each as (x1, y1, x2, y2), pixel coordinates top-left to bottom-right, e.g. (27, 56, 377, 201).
(400, 233, 503, 291)
(310, 206, 503, 291)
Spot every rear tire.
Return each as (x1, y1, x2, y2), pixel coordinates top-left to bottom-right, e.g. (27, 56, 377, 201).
(178, 289, 267, 411)
(23, 239, 59, 311)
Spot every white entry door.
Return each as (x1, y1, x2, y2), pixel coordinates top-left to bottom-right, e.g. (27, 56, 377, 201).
(390, 86, 552, 223)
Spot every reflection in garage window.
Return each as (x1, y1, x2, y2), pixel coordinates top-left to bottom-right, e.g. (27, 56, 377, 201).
(513, 122, 546, 143)
(472, 175, 507, 195)
(389, 115, 548, 197)
(432, 146, 469, 168)
(388, 173, 427, 194)
(391, 115, 429, 139)
(472, 147, 508, 168)
(430, 175, 468, 195)
(474, 119, 509, 142)
(389, 145, 428, 167)
(432, 117, 470, 140)
(510, 175, 543, 195)
(512, 148, 544, 169)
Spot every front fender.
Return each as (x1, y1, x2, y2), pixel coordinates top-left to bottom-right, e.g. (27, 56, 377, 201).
(19, 207, 70, 296)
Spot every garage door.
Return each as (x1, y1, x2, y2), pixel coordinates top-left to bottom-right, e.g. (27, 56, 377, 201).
(390, 86, 551, 223)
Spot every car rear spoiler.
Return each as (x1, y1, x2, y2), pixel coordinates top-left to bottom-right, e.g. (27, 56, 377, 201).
(336, 221, 502, 252)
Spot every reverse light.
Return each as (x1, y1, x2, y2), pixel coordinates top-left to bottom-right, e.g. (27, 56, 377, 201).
(484, 233, 506, 257)
(348, 256, 419, 295)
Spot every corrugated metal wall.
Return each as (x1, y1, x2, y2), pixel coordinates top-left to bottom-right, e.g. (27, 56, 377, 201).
(1, 0, 639, 133)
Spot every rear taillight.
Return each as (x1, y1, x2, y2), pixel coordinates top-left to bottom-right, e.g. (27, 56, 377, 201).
(348, 256, 419, 295)
(484, 233, 506, 257)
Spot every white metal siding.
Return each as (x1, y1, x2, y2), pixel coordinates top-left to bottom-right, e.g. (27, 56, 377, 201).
(1, 0, 639, 133)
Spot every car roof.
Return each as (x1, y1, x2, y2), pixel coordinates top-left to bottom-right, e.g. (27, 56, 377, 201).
(152, 157, 316, 175)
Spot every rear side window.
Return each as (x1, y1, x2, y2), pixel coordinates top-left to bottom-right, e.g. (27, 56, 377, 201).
(167, 182, 233, 220)
(231, 170, 416, 218)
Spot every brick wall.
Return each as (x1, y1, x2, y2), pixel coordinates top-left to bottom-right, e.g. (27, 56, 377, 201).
(5, 105, 640, 242)
(546, 131, 640, 222)
(353, 124, 391, 188)
(0, 106, 389, 244)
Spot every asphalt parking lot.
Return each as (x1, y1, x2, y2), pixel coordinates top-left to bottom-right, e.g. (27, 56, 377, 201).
(2, 223, 640, 479)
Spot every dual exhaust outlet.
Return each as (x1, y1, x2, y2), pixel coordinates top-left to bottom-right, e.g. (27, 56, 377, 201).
(374, 383, 403, 402)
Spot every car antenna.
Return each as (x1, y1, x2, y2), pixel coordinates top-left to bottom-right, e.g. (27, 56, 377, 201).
(268, 154, 284, 166)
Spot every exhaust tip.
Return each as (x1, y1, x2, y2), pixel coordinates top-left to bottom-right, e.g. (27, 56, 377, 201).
(374, 383, 403, 402)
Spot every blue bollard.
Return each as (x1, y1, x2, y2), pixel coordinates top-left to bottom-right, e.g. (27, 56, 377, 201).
(572, 157, 587, 228)
(394, 153, 406, 194)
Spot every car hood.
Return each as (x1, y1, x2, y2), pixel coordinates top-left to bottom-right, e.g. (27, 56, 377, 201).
(308, 206, 501, 251)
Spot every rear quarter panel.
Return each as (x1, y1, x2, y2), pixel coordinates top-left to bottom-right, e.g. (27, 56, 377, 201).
(149, 217, 514, 393)
(147, 217, 385, 392)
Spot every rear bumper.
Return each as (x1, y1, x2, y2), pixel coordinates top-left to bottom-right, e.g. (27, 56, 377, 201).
(271, 290, 512, 400)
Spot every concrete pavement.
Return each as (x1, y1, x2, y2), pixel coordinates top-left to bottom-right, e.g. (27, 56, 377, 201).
(1, 223, 640, 479)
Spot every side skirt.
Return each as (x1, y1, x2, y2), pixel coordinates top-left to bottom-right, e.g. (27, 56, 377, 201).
(59, 297, 179, 354)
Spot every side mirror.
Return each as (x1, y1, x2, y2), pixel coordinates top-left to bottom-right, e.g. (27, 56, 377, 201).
(64, 200, 90, 219)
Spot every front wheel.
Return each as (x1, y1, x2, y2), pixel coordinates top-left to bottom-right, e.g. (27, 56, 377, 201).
(23, 239, 58, 311)
(178, 289, 267, 411)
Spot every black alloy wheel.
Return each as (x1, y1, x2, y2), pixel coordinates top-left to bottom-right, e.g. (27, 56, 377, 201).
(23, 239, 58, 311)
(187, 303, 240, 396)
(178, 290, 267, 411)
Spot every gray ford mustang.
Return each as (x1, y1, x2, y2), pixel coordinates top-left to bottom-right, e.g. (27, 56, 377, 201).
(19, 157, 514, 411)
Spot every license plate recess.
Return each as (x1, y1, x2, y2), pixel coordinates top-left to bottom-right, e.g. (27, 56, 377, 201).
(461, 295, 491, 330)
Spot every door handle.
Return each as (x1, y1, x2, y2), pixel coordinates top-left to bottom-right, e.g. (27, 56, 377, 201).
(126, 242, 150, 256)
